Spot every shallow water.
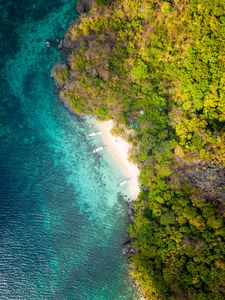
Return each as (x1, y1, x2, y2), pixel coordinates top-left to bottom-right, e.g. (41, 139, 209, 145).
(0, 1, 135, 299)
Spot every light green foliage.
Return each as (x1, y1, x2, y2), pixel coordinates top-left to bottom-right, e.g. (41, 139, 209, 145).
(130, 59, 149, 82)
(55, 0, 225, 298)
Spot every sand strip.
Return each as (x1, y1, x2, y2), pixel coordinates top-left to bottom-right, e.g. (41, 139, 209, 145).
(95, 120, 140, 199)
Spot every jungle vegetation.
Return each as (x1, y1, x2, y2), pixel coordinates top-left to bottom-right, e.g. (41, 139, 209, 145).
(54, 0, 225, 298)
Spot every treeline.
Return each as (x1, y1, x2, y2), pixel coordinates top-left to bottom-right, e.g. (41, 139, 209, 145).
(54, 0, 225, 299)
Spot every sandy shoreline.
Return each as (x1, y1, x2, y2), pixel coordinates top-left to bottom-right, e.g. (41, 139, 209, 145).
(94, 120, 140, 199)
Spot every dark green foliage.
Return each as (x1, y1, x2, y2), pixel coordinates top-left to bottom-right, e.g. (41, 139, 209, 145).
(56, 0, 225, 299)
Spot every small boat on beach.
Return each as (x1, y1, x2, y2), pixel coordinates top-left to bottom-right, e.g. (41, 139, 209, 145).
(88, 131, 103, 137)
(119, 178, 129, 186)
(92, 146, 105, 153)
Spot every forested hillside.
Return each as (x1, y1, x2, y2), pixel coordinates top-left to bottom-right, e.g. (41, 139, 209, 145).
(54, 0, 225, 298)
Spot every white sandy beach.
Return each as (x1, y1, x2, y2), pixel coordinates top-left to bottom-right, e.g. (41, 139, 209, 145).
(95, 120, 140, 199)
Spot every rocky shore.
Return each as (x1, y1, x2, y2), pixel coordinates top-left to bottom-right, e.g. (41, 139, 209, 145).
(76, 0, 95, 14)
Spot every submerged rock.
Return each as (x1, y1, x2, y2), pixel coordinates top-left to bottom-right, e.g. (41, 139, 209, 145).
(45, 41, 51, 48)
(55, 38, 63, 49)
(58, 40, 63, 49)
(122, 241, 137, 256)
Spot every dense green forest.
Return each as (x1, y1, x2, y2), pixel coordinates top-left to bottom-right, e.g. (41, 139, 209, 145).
(54, 0, 225, 298)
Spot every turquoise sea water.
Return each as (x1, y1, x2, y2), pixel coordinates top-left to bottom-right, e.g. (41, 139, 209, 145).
(0, 1, 135, 299)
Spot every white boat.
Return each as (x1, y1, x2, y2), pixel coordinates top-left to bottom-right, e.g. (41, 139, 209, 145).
(119, 178, 129, 186)
(88, 131, 103, 137)
(92, 146, 105, 153)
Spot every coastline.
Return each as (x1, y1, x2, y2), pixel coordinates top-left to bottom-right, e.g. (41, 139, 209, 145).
(90, 119, 140, 200)
(56, 1, 142, 298)
(88, 118, 143, 299)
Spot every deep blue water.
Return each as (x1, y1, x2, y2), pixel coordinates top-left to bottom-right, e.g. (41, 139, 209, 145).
(0, 1, 135, 299)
